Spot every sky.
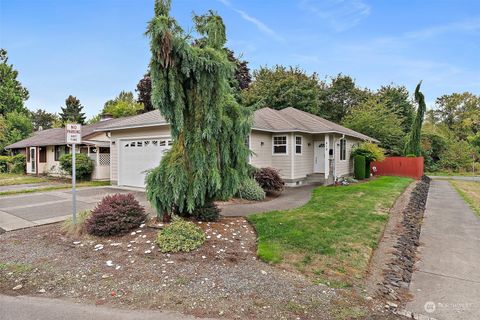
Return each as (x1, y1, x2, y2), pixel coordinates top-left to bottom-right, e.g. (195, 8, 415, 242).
(1, 0, 479, 118)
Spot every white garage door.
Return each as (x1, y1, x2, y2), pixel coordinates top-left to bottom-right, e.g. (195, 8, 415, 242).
(119, 138, 172, 188)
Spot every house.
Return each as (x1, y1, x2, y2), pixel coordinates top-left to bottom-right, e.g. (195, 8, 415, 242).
(95, 107, 377, 188)
(5, 119, 119, 180)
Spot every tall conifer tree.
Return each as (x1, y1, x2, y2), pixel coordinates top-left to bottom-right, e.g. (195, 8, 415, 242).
(145, 0, 252, 219)
(404, 82, 426, 156)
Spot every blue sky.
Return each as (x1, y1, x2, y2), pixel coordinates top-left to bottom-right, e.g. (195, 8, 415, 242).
(1, 0, 479, 118)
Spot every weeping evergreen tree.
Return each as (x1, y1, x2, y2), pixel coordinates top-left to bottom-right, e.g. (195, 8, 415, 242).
(145, 0, 252, 220)
(404, 81, 426, 156)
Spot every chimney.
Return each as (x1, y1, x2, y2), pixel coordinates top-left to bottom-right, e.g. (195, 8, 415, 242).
(100, 113, 113, 122)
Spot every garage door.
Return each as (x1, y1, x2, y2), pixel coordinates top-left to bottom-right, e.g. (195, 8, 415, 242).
(119, 138, 172, 188)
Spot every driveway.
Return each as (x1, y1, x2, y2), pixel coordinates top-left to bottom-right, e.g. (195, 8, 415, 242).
(405, 180, 480, 319)
(0, 187, 151, 232)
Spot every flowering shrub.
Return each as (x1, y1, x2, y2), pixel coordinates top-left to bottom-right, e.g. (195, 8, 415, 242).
(86, 193, 146, 236)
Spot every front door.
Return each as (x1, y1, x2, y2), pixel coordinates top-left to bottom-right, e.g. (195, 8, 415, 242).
(30, 147, 36, 174)
(313, 141, 325, 173)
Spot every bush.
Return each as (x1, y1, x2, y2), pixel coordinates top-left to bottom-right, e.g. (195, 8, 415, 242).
(191, 201, 220, 222)
(10, 154, 26, 174)
(254, 167, 284, 193)
(354, 155, 366, 180)
(62, 210, 92, 236)
(0, 156, 9, 173)
(156, 216, 205, 253)
(237, 178, 265, 201)
(59, 153, 94, 180)
(85, 193, 146, 236)
(351, 142, 385, 162)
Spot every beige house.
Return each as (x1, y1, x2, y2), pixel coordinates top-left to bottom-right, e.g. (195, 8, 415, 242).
(96, 107, 377, 188)
(5, 120, 117, 180)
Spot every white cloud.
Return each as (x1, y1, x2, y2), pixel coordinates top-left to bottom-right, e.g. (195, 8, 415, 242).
(405, 17, 480, 40)
(299, 0, 371, 32)
(217, 0, 285, 43)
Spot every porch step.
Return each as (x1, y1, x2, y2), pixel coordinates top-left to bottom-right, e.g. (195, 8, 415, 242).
(304, 173, 331, 186)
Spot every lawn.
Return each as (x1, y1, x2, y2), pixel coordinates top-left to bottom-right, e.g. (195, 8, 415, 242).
(450, 180, 480, 217)
(0, 173, 48, 186)
(426, 171, 479, 177)
(248, 176, 412, 286)
(0, 180, 110, 196)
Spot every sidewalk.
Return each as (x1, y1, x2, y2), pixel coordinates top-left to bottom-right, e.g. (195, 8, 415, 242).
(0, 294, 213, 320)
(405, 180, 480, 319)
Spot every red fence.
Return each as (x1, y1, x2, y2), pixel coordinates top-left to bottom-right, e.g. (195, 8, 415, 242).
(371, 157, 424, 179)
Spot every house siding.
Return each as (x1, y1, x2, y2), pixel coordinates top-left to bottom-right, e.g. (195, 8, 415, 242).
(334, 135, 362, 177)
(109, 125, 172, 183)
(293, 133, 314, 179)
(250, 130, 272, 168)
(271, 133, 292, 179)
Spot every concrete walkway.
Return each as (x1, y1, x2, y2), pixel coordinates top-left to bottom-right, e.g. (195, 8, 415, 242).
(219, 184, 317, 216)
(405, 180, 480, 320)
(0, 182, 64, 193)
(0, 187, 152, 232)
(429, 175, 480, 182)
(0, 295, 213, 320)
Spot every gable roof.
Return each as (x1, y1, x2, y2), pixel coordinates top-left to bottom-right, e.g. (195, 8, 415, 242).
(4, 118, 123, 149)
(97, 107, 378, 142)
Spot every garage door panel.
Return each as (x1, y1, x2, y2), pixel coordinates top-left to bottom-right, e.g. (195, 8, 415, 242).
(119, 138, 171, 188)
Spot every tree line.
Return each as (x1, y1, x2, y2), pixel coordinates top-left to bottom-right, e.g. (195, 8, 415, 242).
(1, 45, 478, 172)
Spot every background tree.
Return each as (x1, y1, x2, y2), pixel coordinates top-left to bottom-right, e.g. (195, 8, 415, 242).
(145, 0, 251, 219)
(103, 91, 143, 118)
(226, 49, 251, 91)
(0, 111, 33, 153)
(31, 109, 58, 130)
(0, 49, 29, 116)
(318, 74, 369, 123)
(86, 114, 101, 124)
(404, 82, 426, 156)
(59, 95, 86, 125)
(343, 96, 405, 155)
(376, 84, 415, 133)
(242, 65, 320, 114)
(136, 73, 153, 112)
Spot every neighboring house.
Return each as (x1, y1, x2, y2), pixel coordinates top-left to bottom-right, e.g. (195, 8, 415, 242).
(5, 119, 119, 180)
(96, 107, 377, 188)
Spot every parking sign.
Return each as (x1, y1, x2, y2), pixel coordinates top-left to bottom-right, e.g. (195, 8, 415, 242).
(66, 124, 82, 144)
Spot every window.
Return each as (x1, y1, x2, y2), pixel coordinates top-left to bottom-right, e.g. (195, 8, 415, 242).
(295, 136, 302, 155)
(273, 136, 287, 154)
(39, 147, 47, 163)
(340, 138, 347, 161)
(54, 146, 69, 161)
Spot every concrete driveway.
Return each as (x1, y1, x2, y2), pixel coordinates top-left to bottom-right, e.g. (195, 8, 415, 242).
(0, 187, 151, 232)
(405, 180, 480, 319)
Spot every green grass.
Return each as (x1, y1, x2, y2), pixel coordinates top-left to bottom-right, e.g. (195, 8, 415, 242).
(0, 180, 110, 196)
(0, 173, 48, 186)
(248, 176, 412, 284)
(426, 171, 479, 177)
(450, 180, 480, 217)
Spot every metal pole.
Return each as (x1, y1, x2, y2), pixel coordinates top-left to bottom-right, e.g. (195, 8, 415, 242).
(72, 143, 77, 224)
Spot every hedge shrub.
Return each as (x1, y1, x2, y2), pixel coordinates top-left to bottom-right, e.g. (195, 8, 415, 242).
(85, 193, 146, 236)
(237, 178, 265, 201)
(354, 155, 366, 180)
(59, 153, 94, 180)
(254, 167, 284, 193)
(191, 201, 220, 222)
(0, 156, 9, 173)
(0, 154, 26, 174)
(156, 216, 205, 253)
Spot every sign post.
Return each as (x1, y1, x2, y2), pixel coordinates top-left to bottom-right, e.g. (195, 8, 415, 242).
(66, 124, 82, 224)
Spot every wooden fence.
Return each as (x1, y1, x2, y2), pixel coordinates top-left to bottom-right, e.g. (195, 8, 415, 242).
(371, 157, 424, 179)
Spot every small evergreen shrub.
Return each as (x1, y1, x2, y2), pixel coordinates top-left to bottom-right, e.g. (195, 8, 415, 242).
(11, 154, 26, 174)
(191, 201, 220, 222)
(59, 153, 94, 180)
(354, 155, 366, 180)
(62, 210, 92, 236)
(156, 216, 205, 253)
(254, 167, 284, 193)
(237, 178, 265, 201)
(86, 193, 146, 236)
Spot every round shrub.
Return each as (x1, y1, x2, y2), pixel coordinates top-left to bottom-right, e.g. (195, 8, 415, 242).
(191, 201, 220, 222)
(59, 153, 94, 180)
(11, 154, 26, 174)
(237, 178, 265, 201)
(254, 167, 284, 193)
(86, 193, 146, 236)
(156, 216, 205, 253)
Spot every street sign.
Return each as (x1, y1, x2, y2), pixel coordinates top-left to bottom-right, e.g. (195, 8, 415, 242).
(66, 123, 81, 224)
(66, 123, 82, 144)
